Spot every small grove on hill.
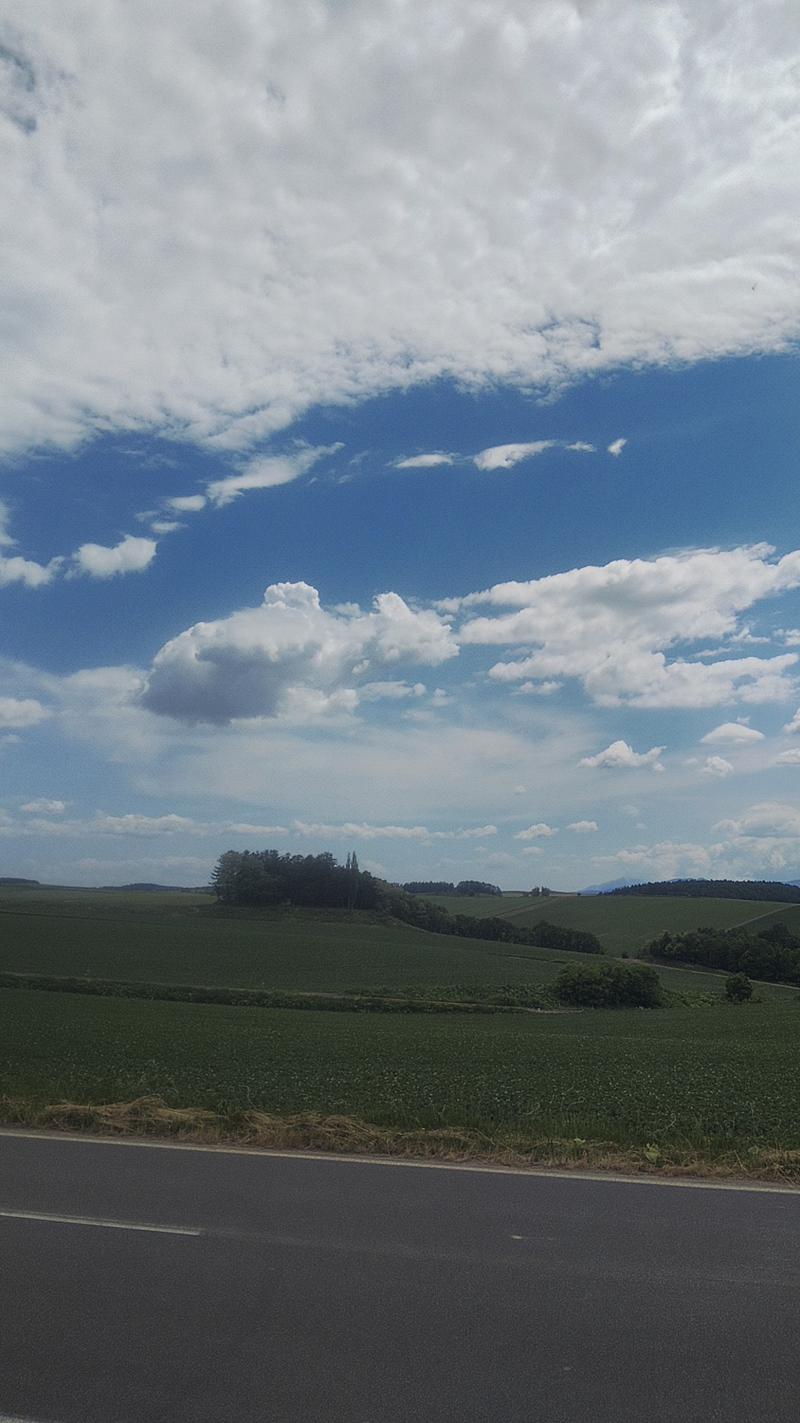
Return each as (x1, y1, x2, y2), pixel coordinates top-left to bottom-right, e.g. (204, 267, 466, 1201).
(649, 923, 800, 985)
(212, 850, 601, 955)
(609, 878, 800, 903)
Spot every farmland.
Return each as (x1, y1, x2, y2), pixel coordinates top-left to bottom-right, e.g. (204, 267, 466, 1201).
(2, 885, 799, 1175)
(0, 888, 794, 999)
(2, 987, 799, 1158)
(425, 892, 791, 954)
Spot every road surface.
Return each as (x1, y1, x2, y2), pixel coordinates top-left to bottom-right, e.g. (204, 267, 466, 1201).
(1, 1131, 798, 1422)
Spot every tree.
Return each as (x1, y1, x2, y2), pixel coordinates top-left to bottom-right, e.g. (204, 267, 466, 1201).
(725, 973, 753, 1003)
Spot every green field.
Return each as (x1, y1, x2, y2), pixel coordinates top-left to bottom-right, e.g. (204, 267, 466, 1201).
(2, 987, 799, 1154)
(424, 892, 790, 954)
(0, 888, 793, 999)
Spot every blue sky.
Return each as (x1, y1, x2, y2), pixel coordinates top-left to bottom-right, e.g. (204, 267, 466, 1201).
(2, 2, 800, 887)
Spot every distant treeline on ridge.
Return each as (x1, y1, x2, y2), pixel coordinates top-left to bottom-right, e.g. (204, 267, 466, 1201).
(401, 880, 502, 897)
(607, 878, 800, 904)
(212, 850, 602, 955)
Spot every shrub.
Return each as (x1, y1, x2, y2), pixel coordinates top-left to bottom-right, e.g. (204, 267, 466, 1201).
(554, 960, 662, 1008)
(725, 973, 753, 1003)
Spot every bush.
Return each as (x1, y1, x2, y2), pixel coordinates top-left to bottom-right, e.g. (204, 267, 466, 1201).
(554, 960, 663, 1008)
(725, 973, 753, 1003)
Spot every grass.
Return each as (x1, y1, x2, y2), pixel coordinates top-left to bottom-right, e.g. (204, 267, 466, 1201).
(425, 892, 791, 953)
(2, 987, 799, 1172)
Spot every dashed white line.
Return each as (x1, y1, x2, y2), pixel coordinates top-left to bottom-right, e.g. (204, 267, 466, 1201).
(0, 1207, 202, 1236)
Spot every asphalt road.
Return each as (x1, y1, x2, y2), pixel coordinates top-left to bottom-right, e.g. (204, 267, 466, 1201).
(1, 1133, 798, 1423)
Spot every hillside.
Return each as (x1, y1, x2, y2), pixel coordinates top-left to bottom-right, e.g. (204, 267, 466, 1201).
(0, 886, 795, 1000)
(423, 892, 792, 955)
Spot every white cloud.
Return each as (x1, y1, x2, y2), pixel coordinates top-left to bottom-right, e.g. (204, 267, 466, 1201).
(149, 520, 182, 535)
(597, 841, 713, 880)
(567, 820, 599, 833)
(292, 820, 496, 842)
(167, 495, 206, 513)
(714, 802, 800, 839)
(205, 446, 340, 506)
(783, 708, 800, 734)
(580, 740, 665, 771)
(700, 755, 734, 778)
(358, 681, 426, 702)
(73, 535, 156, 579)
(701, 721, 765, 745)
(607, 437, 627, 457)
(567, 442, 595, 453)
(141, 581, 457, 724)
(473, 441, 554, 471)
(3, 5, 800, 459)
(395, 453, 454, 469)
(20, 799, 66, 814)
(515, 823, 557, 840)
(93, 813, 200, 836)
(0, 697, 50, 729)
(775, 749, 800, 766)
(515, 680, 562, 697)
(0, 501, 14, 547)
(459, 545, 800, 708)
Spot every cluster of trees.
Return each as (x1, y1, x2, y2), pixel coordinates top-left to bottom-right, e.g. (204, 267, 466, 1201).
(384, 886, 601, 953)
(211, 850, 377, 910)
(401, 880, 502, 897)
(607, 878, 800, 903)
(554, 961, 662, 1008)
(528, 886, 552, 897)
(648, 923, 800, 985)
(211, 849, 602, 955)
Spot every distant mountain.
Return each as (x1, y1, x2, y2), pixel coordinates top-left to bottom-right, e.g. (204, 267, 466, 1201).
(580, 876, 643, 895)
(0, 876, 40, 886)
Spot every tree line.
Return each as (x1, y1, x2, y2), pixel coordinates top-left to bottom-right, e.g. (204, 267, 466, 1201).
(648, 922, 800, 985)
(608, 878, 800, 903)
(401, 880, 502, 897)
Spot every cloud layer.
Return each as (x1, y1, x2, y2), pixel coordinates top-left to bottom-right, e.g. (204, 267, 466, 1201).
(4, 2, 800, 456)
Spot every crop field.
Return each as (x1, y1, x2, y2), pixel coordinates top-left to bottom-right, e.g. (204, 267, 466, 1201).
(2, 987, 799, 1153)
(0, 889, 794, 999)
(425, 892, 791, 954)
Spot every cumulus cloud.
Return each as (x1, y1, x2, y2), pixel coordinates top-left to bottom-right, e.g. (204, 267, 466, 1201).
(0, 697, 50, 729)
(515, 680, 562, 697)
(167, 495, 206, 513)
(459, 545, 800, 708)
(567, 820, 599, 833)
(700, 755, 734, 778)
(783, 708, 800, 734)
(73, 535, 156, 579)
(701, 721, 765, 745)
(607, 438, 627, 457)
(580, 740, 664, 771)
(20, 799, 66, 814)
(473, 441, 554, 471)
(395, 453, 454, 469)
(6, 3, 799, 458)
(515, 823, 557, 840)
(141, 581, 457, 724)
(0, 503, 61, 587)
(205, 446, 340, 506)
(775, 749, 800, 766)
(713, 802, 800, 839)
(93, 813, 200, 836)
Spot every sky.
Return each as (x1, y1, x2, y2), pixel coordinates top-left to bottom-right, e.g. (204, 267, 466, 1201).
(2, 0, 800, 889)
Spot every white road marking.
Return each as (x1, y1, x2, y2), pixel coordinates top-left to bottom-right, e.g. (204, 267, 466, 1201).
(0, 1127, 796, 1193)
(0, 1207, 202, 1236)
